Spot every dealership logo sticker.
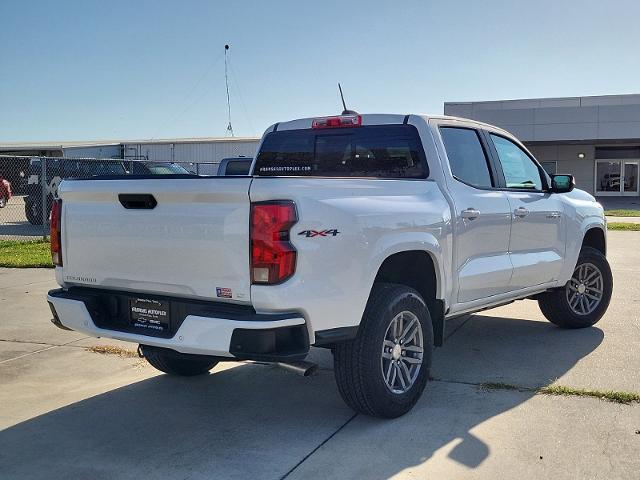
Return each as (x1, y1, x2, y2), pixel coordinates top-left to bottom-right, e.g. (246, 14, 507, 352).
(298, 229, 340, 238)
(216, 287, 233, 298)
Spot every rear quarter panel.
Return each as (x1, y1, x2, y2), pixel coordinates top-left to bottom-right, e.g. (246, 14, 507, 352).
(249, 177, 451, 341)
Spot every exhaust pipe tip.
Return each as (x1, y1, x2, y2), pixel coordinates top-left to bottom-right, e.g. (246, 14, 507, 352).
(276, 361, 318, 377)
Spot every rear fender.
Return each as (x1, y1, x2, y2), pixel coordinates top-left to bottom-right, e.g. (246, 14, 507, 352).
(367, 232, 446, 302)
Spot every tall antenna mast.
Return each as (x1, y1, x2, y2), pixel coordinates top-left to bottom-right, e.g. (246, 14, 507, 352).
(224, 44, 234, 137)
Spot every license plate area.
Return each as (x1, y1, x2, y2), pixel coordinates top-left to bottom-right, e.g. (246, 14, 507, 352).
(129, 297, 171, 334)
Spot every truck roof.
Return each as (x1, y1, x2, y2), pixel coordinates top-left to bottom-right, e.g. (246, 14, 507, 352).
(271, 113, 514, 138)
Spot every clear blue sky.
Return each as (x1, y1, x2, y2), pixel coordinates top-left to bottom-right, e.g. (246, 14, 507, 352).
(1, 0, 639, 141)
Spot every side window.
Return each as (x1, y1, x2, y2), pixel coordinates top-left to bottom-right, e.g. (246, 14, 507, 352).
(440, 127, 493, 188)
(490, 134, 543, 190)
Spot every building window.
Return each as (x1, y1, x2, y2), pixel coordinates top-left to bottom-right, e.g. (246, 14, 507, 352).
(541, 161, 557, 175)
(595, 160, 639, 195)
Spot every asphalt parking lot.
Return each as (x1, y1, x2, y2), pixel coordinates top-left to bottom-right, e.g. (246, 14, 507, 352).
(1, 231, 638, 479)
(0, 195, 45, 240)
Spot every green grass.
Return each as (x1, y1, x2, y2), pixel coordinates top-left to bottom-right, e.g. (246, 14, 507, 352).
(0, 239, 53, 268)
(608, 222, 640, 231)
(538, 385, 640, 404)
(480, 382, 640, 405)
(604, 209, 640, 217)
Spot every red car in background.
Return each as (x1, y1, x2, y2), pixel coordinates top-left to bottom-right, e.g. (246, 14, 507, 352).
(0, 176, 12, 208)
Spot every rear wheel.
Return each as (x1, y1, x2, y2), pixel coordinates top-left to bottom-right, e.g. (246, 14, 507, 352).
(140, 345, 219, 376)
(538, 247, 612, 328)
(333, 283, 433, 418)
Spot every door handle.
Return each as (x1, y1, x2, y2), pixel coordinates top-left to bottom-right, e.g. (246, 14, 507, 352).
(461, 208, 480, 220)
(514, 207, 529, 218)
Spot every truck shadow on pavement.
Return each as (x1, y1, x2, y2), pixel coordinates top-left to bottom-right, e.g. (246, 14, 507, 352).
(0, 314, 604, 480)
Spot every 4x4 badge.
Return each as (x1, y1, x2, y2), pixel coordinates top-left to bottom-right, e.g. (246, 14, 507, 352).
(298, 229, 340, 238)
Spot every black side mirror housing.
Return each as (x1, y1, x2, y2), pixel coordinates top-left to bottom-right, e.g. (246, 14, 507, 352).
(550, 174, 575, 193)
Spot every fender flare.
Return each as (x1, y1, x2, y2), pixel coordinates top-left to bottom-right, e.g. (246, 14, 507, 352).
(366, 232, 445, 300)
(560, 220, 607, 285)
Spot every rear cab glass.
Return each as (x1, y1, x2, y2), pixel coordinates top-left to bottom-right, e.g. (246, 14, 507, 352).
(254, 125, 428, 178)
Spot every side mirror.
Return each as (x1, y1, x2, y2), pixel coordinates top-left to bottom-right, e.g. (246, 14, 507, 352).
(550, 174, 574, 193)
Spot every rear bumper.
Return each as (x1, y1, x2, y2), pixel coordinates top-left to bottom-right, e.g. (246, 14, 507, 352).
(47, 288, 309, 361)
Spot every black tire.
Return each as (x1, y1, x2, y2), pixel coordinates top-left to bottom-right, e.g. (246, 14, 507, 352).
(140, 345, 219, 376)
(538, 247, 613, 329)
(0, 194, 6, 208)
(333, 283, 433, 418)
(25, 199, 43, 225)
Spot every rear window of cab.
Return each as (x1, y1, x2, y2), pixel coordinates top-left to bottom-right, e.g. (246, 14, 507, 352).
(254, 124, 428, 179)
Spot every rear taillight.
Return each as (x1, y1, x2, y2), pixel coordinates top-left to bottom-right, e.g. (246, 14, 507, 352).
(50, 199, 62, 266)
(312, 114, 362, 129)
(250, 201, 297, 284)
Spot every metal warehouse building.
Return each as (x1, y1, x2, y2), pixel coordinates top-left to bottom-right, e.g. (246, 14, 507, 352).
(445, 94, 640, 198)
(0, 137, 260, 182)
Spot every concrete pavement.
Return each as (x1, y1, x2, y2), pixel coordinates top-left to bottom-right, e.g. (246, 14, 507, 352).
(0, 231, 639, 479)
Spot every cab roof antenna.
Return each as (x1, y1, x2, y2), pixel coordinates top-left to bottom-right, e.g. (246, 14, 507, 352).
(338, 83, 358, 115)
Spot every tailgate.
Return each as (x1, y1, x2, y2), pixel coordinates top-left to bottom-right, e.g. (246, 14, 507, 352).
(58, 177, 252, 303)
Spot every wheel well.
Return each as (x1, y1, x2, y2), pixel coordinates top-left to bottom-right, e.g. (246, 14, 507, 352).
(374, 251, 437, 305)
(582, 228, 606, 255)
(372, 251, 445, 346)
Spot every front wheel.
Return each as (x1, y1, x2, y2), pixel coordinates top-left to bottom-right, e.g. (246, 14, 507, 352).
(140, 345, 219, 376)
(333, 283, 433, 418)
(538, 247, 613, 328)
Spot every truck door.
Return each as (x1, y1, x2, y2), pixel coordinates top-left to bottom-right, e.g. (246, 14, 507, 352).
(486, 133, 565, 289)
(440, 127, 513, 303)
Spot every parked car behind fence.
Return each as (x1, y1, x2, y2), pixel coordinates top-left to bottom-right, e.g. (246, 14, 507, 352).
(0, 156, 246, 240)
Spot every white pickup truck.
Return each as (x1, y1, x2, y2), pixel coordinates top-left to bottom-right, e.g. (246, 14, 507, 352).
(47, 113, 612, 418)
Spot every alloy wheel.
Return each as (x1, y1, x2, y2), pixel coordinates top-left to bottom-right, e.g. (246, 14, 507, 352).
(381, 311, 424, 394)
(566, 262, 604, 316)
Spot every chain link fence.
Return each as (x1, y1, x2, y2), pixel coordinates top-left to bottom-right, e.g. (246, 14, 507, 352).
(0, 155, 222, 241)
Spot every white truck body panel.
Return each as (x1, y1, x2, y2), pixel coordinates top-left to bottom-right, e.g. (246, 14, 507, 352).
(249, 177, 451, 338)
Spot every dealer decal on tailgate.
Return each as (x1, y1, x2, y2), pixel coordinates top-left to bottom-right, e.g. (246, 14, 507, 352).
(216, 287, 233, 298)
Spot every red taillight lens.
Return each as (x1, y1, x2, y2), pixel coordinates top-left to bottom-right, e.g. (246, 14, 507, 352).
(250, 201, 297, 284)
(50, 199, 62, 266)
(312, 114, 362, 129)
